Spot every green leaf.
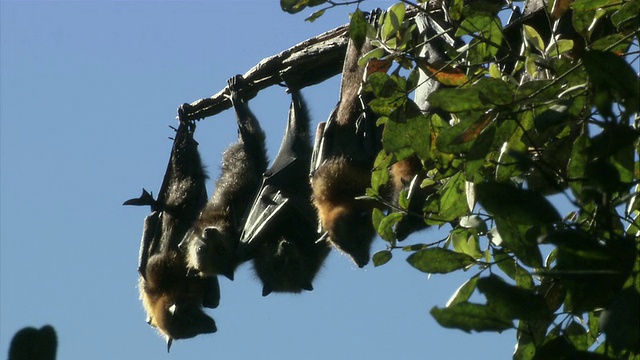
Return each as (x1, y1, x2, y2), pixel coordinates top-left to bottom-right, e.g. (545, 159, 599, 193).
(430, 303, 513, 332)
(428, 78, 514, 112)
(546, 39, 574, 57)
(475, 181, 561, 225)
(590, 33, 634, 53)
(543, 230, 636, 313)
(459, 215, 488, 233)
(493, 247, 517, 279)
(382, 102, 432, 161)
(568, 132, 589, 197)
(446, 275, 480, 306)
(582, 50, 639, 114)
(428, 88, 485, 112)
(588, 311, 601, 347)
(477, 275, 553, 321)
(449, 0, 464, 20)
(611, 0, 639, 29)
(538, 275, 566, 312)
(455, 12, 493, 36)
(515, 79, 563, 104)
(349, 8, 368, 49)
(494, 216, 543, 268)
(436, 113, 495, 154)
(566, 321, 588, 350)
(407, 247, 475, 274)
(372, 250, 393, 267)
(513, 340, 536, 360)
(599, 288, 640, 352)
(368, 72, 395, 99)
(376, 212, 403, 242)
(280, 0, 310, 14)
(305, 9, 326, 22)
(451, 228, 483, 259)
(438, 172, 468, 221)
(572, 8, 595, 39)
(533, 104, 571, 136)
(360, 47, 386, 64)
(381, 2, 406, 40)
(524, 25, 545, 52)
(489, 63, 501, 78)
(372, 207, 385, 234)
(370, 151, 392, 195)
(572, 0, 621, 10)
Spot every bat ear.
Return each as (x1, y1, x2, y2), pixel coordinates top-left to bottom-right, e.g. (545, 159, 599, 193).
(202, 277, 221, 309)
(166, 337, 173, 353)
(302, 282, 314, 292)
(352, 253, 370, 268)
(262, 285, 273, 297)
(223, 269, 235, 281)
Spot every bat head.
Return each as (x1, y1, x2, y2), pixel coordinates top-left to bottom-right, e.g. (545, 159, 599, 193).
(324, 205, 376, 268)
(311, 157, 377, 268)
(180, 226, 236, 280)
(151, 301, 217, 352)
(139, 252, 217, 352)
(253, 237, 319, 296)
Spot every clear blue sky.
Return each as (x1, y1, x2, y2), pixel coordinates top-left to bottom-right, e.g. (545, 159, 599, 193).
(1, 2, 517, 359)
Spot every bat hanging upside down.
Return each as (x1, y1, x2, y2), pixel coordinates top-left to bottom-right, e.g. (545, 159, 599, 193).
(179, 75, 268, 282)
(239, 84, 330, 296)
(124, 110, 219, 352)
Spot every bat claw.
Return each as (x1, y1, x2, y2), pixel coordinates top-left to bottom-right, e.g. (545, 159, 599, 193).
(315, 232, 329, 244)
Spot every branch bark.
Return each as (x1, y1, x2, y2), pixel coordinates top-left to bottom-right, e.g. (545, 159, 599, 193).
(181, 24, 350, 121)
(180, 6, 430, 122)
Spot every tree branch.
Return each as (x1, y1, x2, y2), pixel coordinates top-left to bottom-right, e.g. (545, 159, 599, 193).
(180, 6, 429, 121)
(181, 24, 350, 121)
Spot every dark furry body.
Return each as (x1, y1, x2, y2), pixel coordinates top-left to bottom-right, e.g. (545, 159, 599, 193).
(125, 118, 219, 350)
(180, 75, 268, 281)
(240, 89, 329, 296)
(310, 10, 382, 268)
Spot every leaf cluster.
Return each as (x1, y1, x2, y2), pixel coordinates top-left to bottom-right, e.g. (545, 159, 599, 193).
(283, 0, 639, 358)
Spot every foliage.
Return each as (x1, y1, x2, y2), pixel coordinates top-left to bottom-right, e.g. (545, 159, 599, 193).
(283, 0, 639, 358)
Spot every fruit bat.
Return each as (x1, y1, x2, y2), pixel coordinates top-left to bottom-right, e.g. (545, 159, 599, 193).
(310, 9, 384, 268)
(179, 75, 268, 281)
(8, 325, 57, 360)
(124, 113, 219, 351)
(239, 87, 329, 296)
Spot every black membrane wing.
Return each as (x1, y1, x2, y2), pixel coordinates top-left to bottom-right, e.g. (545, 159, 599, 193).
(239, 88, 328, 295)
(239, 90, 315, 254)
(125, 111, 218, 349)
(239, 184, 289, 249)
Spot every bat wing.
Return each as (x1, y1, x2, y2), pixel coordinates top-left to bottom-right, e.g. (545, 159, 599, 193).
(239, 154, 319, 253)
(137, 211, 161, 280)
(239, 181, 290, 252)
